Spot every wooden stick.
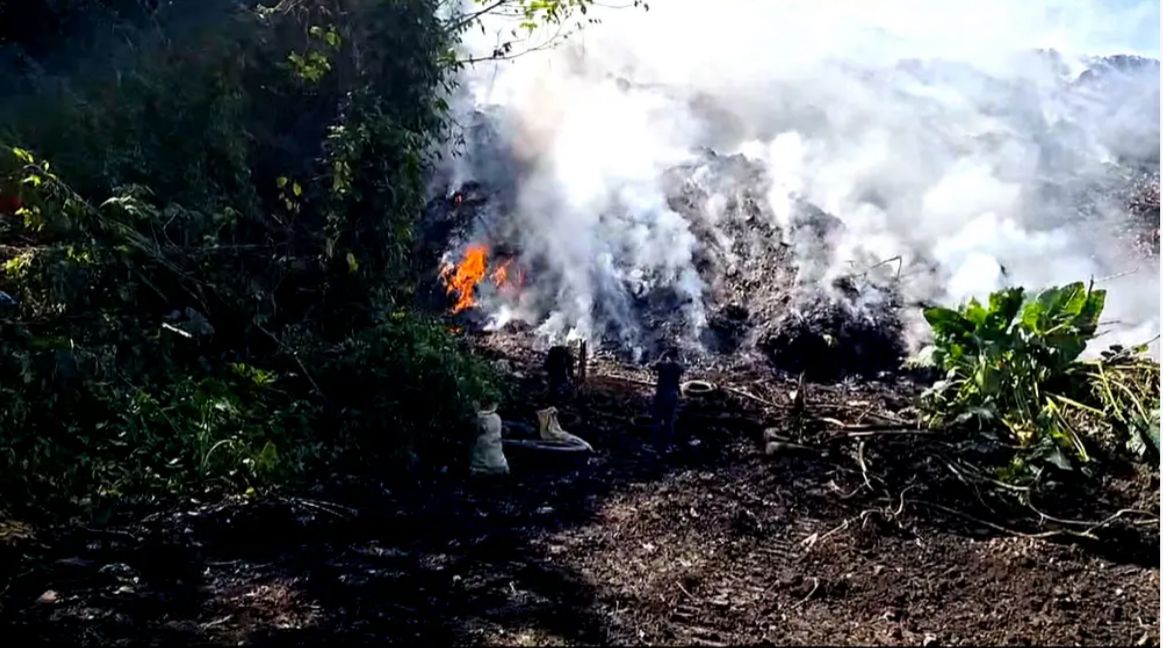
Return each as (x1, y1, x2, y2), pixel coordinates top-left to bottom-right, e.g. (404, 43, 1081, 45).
(819, 418, 927, 433)
(578, 340, 588, 385)
(596, 372, 655, 388)
(837, 428, 938, 438)
(722, 385, 786, 409)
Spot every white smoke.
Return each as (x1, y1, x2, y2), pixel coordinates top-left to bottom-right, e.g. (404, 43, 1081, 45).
(444, 0, 1160, 357)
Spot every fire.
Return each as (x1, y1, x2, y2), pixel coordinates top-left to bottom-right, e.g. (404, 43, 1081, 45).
(490, 258, 512, 286)
(441, 244, 489, 314)
(439, 244, 523, 314)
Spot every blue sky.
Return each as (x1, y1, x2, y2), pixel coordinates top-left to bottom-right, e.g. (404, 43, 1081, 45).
(1055, 0, 1159, 56)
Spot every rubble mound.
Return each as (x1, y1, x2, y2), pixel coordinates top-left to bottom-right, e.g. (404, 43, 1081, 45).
(757, 283, 907, 380)
(424, 103, 1157, 377)
(662, 150, 908, 378)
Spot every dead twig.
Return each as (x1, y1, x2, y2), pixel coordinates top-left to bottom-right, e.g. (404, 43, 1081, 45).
(282, 496, 357, 519)
(939, 460, 1006, 517)
(819, 417, 930, 433)
(856, 441, 873, 492)
(892, 485, 916, 517)
(723, 385, 785, 409)
(597, 373, 655, 388)
(911, 500, 1098, 540)
(255, 321, 324, 399)
(863, 255, 903, 280)
(839, 428, 937, 438)
(826, 478, 866, 500)
(1093, 267, 1144, 284)
(948, 459, 1030, 492)
(765, 440, 824, 457)
(202, 615, 233, 629)
(868, 411, 918, 425)
(1025, 504, 1159, 531)
(578, 340, 588, 386)
(0, 568, 36, 597)
(80, 526, 142, 543)
(801, 517, 856, 552)
(789, 577, 820, 610)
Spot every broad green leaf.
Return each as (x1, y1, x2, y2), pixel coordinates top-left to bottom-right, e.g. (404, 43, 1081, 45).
(963, 298, 988, 326)
(986, 287, 1024, 327)
(1076, 288, 1106, 333)
(1018, 297, 1047, 333)
(923, 306, 970, 337)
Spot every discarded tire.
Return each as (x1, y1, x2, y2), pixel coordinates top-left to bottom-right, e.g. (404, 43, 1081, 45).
(681, 380, 716, 398)
(502, 438, 591, 472)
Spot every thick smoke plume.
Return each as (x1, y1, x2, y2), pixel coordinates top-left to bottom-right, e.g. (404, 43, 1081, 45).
(439, 0, 1160, 362)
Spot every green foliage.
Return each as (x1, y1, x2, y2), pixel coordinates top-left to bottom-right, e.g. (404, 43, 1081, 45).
(1085, 346, 1160, 461)
(921, 282, 1160, 475)
(288, 24, 342, 83)
(0, 0, 501, 518)
(320, 313, 502, 469)
(443, 0, 646, 67)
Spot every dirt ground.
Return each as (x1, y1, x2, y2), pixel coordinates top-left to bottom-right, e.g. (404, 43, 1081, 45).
(0, 338, 1159, 647)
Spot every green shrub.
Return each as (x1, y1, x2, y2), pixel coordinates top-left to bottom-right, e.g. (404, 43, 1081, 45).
(318, 312, 502, 471)
(921, 282, 1160, 474)
(0, 0, 501, 518)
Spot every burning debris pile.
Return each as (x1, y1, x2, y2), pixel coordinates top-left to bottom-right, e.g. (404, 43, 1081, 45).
(424, 135, 1156, 378)
(420, 48, 1161, 377)
(424, 147, 910, 378)
(659, 150, 908, 378)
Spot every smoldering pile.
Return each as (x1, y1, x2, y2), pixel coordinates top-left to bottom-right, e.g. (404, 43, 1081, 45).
(1124, 170, 1160, 254)
(420, 50, 1160, 377)
(422, 142, 911, 379)
(658, 149, 909, 379)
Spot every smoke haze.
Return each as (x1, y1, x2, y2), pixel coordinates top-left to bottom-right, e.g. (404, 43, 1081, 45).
(441, 0, 1161, 360)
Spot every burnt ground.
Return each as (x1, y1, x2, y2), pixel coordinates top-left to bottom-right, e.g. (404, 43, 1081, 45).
(0, 335, 1159, 647)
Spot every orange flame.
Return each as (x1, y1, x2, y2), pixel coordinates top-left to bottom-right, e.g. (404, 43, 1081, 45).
(441, 244, 489, 314)
(490, 258, 512, 287)
(440, 244, 524, 314)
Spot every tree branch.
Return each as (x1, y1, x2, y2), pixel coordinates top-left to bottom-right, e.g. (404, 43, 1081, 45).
(444, 0, 511, 35)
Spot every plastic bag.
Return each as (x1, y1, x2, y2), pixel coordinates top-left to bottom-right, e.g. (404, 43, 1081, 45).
(536, 407, 594, 452)
(470, 405, 509, 475)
